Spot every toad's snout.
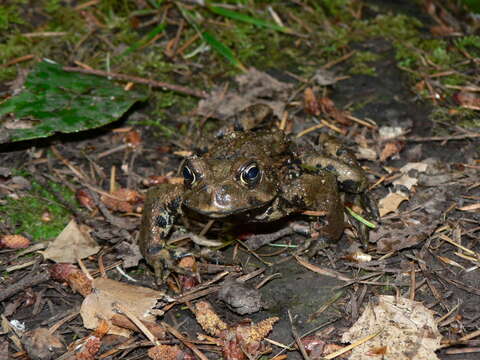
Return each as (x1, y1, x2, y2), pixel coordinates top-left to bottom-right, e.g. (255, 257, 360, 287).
(182, 183, 240, 217)
(212, 185, 234, 209)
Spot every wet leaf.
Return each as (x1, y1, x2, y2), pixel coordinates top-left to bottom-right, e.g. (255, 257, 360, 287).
(0, 61, 147, 144)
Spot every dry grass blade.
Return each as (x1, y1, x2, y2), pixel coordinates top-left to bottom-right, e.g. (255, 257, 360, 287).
(324, 329, 382, 359)
(295, 256, 352, 282)
(162, 321, 210, 360)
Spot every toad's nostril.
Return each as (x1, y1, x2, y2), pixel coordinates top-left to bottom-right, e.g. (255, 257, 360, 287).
(212, 185, 232, 208)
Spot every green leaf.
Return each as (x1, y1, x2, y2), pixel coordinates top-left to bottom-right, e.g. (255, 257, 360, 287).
(208, 5, 292, 34)
(201, 31, 247, 71)
(0, 61, 147, 144)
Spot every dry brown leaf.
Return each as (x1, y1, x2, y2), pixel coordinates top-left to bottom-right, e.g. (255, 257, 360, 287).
(378, 191, 409, 217)
(76, 189, 97, 211)
(378, 126, 405, 140)
(124, 129, 142, 147)
(370, 214, 439, 253)
(342, 295, 442, 360)
(400, 162, 428, 173)
(454, 91, 480, 109)
(101, 188, 142, 213)
(392, 174, 417, 190)
(304, 87, 320, 116)
(379, 141, 404, 162)
(80, 278, 168, 336)
(356, 146, 377, 161)
(197, 68, 291, 121)
(21, 327, 65, 360)
(39, 220, 100, 263)
(430, 25, 458, 36)
(0, 234, 30, 249)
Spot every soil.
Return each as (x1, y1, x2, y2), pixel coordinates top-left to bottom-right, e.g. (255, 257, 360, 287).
(1, 1, 480, 360)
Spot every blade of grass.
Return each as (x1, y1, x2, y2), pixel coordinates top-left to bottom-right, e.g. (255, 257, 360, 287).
(208, 5, 292, 34)
(346, 207, 377, 229)
(201, 31, 247, 72)
(120, 22, 166, 58)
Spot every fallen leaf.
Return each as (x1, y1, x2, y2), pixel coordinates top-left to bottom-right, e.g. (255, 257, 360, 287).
(304, 87, 320, 116)
(453, 91, 480, 109)
(101, 188, 142, 213)
(197, 68, 292, 121)
(124, 129, 142, 147)
(370, 213, 439, 253)
(312, 68, 338, 86)
(21, 327, 65, 360)
(356, 146, 377, 161)
(115, 241, 143, 268)
(378, 191, 409, 217)
(0, 234, 30, 249)
(400, 162, 428, 173)
(393, 174, 418, 190)
(39, 220, 100, 263)
(380, 140, 404, 162)
(342, 295, 442, 360)
(378, 126, 405, 140)
(430, 25, 458, 36)
(76, 189, 97, 211)
(80, 278, 168, 336)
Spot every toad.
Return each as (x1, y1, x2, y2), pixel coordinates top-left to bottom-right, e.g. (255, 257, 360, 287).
(139, 114, 375, 282)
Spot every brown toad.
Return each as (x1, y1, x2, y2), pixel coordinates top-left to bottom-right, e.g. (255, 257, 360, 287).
(139, 123, 375, 282)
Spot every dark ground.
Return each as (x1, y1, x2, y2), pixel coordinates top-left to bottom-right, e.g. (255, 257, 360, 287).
(1, 1, 480, 359)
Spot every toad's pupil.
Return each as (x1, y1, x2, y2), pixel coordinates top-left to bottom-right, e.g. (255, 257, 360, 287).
(183, 166, 194, 182)
(245, 166, 259, 180)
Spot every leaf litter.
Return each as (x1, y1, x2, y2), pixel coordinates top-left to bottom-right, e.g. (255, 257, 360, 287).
(1, 1, 480, 360)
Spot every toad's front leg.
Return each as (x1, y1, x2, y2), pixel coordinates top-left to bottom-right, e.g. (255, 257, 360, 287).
(139, 183, 185, 283)
(283, 172, 345, 256)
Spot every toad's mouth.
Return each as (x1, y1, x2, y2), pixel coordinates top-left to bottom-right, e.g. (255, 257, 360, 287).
(182, 201, 274, 220)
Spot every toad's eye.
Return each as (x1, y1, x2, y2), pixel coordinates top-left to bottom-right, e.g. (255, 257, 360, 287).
(182, 164, 196, 186)
(240, 162, 261, 187)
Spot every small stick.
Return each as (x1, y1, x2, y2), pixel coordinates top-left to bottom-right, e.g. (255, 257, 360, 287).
(63, 66, 207, 98)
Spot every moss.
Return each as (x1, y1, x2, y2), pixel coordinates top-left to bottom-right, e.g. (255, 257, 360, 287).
(430, 107, 480, 128)
(0, 1, 26, 30)
(349, 51, 380, 76)
(1, 176, 77, 241)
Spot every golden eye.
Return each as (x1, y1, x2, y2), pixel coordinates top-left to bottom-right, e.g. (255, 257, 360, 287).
(240, 162, 261, 186)
(182, 164, 196, 186)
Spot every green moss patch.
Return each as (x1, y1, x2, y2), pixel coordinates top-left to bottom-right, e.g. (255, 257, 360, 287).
(1, 177, 76, 241)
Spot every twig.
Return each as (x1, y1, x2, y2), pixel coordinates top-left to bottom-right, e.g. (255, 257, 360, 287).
(162, 322, 210, 360)
(0, 270, 50, 302)
(288, 310, 310, 360)
(62, 66, 207, 98)
(406, 133, 480, 142)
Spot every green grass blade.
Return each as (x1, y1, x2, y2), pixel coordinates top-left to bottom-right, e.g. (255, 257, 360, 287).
(208, 5, 292, 33)
(120, 22, 166, 57)
(201, 31, 247, 71)
(346, 207, 377, 229)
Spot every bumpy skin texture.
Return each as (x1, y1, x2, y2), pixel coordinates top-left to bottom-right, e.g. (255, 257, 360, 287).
(139, 127, 370, 282)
